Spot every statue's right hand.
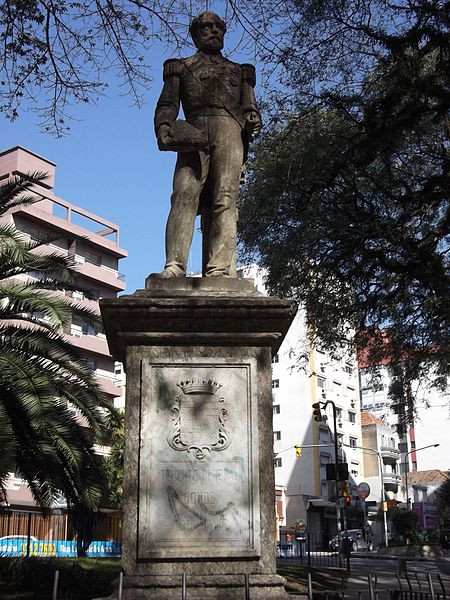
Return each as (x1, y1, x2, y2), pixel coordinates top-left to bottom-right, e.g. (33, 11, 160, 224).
(157, 124, 172, 146)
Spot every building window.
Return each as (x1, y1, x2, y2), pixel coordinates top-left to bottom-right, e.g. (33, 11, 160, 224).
(320, 454, 331, 467)
(82, 322, 96, 336)
(345, 364, 354, 375)
(272, 379, 279, 389)
(84, 249, 102, 266)
(348, 411, 356, 423)
(349, 437, 357, 448)
(273, 404, 280, 414)
(114, 362, 123, 376)
(274, 431, 281, 441)
(85, 359, 97, 370)
(274, 457, 282, 468)
(272, 354, 279, 363)
(351, 462, 359, 476)
(319, 427, 329, 443)
(24, 226, 47, 242)
(337, 433, 344, 446)
(317, 377, 326, 388)
(336, 407, 343, 419)
(399, 442, 408, 453)
(86, 289, 100, 301)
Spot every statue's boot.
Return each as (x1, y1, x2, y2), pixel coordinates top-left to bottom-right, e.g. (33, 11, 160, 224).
(148, 265, 185, 279)
(205, 270, 230, 278)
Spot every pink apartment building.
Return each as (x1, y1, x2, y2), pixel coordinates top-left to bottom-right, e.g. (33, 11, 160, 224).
(0, 146, 128, 510)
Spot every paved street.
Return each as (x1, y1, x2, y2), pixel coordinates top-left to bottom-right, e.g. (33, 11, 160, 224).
(345, 555, 449, 598)
(282, 553, 450, 598)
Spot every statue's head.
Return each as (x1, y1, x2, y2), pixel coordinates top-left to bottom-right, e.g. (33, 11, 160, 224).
(190, 12, 226, 54)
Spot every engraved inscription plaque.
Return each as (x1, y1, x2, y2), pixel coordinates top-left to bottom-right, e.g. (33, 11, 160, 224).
(138, 359, 260, 559)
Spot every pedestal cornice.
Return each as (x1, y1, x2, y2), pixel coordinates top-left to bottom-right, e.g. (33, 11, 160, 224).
(100, 278, 297, 362)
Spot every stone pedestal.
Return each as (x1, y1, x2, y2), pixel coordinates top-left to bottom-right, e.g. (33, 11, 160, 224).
(100, 278, 296, 599)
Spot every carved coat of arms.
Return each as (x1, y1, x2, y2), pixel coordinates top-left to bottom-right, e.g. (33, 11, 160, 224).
(167, 379, 230, 459)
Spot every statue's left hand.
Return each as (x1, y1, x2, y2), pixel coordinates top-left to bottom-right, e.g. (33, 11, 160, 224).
(245, 111, 262, 139)
(157, 124, 173, 147)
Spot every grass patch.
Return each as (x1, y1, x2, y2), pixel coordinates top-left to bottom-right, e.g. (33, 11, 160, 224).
(0, 557, 121, 599)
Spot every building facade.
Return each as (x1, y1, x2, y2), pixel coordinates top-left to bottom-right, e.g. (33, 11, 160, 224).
(0, 146, 128, 509)
(360, 411, 401, 505)
(240, 265, 364, 545)
(359, 364, 450, 474)
(402, 469, 449, 531)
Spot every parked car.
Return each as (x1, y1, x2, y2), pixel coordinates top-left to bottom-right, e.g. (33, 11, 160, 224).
(328, 529, 371, 552)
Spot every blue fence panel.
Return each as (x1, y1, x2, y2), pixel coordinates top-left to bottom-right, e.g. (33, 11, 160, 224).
(0, 537, 122, 557)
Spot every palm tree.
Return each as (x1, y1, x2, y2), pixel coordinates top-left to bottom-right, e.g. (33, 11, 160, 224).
(104, 409, 125, 510)
(0, 172, 114, 511)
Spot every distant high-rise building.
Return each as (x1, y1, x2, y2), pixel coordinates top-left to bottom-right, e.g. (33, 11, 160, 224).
(359, 360, 450, 474)
(0, 146, 128, 509)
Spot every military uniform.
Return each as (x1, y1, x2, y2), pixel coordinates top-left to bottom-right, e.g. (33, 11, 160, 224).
(154, 51, 260, 277)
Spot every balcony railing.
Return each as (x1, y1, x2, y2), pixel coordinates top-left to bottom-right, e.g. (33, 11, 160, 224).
(382, 472, 401, 484)
(380, 446, 401, 462)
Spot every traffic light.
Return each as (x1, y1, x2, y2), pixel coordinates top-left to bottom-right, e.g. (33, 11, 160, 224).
(312, 402, 323, 422)
(345, 496, 352, 508)
(340, 482, 349, 497)
(295, 445, 302, 457)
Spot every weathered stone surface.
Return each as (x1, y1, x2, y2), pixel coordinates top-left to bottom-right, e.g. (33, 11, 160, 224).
(99, 278, 296, 599)
(152, 11, 262, 278)
(138, 359, 260, 560)
(122, 573, 290, 599)
(101, 278, 297, 363)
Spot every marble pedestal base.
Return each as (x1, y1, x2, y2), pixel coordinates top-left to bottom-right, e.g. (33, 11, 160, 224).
(122, 574, 289, 599)
(100, 278, 296, 600)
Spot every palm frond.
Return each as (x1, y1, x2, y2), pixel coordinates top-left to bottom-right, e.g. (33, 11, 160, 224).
(0, 171, 114, 509)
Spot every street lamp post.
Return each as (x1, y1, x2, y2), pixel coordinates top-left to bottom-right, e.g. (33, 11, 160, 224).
(404, 444, 440, 510)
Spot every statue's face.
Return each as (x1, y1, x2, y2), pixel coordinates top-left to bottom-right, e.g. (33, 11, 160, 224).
(193, 14, 225, 53)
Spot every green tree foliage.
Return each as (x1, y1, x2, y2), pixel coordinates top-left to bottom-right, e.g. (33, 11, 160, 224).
(436, 477, 450, 514)
(0, 0, 207, 135)
(390, 508, 420, 541)
(0, 173, 114, 510)
(238, 1, 449, 425)
(2, 1, 448, 138)
(104, 409, 124, 509)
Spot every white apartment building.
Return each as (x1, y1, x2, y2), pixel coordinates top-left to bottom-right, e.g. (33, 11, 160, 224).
(0, 146, 128, 509)
(240, 266, 364, 543)
(360, 411, 401, 504)
(359, 365, 450, 474)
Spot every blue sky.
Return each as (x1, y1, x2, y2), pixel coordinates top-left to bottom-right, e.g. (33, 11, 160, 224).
(0, 8, 265, 294)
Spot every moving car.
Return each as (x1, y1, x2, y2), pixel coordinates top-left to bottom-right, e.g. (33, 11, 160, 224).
(328, 529, 371, 552)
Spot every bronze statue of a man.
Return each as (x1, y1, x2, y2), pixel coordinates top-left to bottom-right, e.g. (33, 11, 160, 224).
(151, 11, 261, 278)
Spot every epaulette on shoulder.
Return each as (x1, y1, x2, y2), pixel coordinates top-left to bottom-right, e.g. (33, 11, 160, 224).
(162, 59, 183, 81)
(241, 63, 256, 87)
